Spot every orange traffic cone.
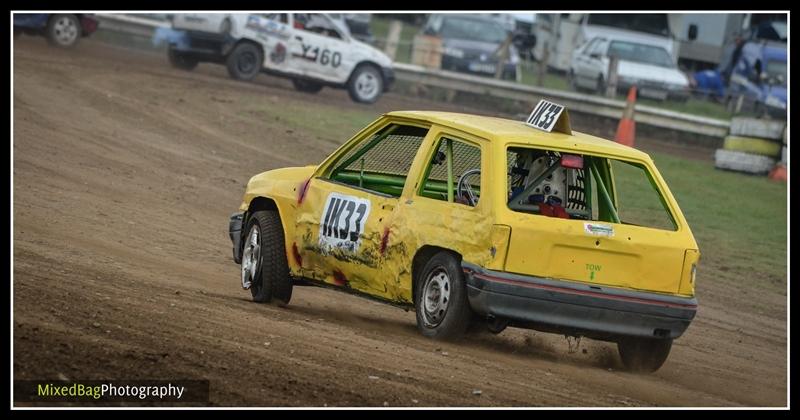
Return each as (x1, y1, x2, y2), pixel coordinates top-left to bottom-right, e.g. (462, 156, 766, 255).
(615, 86, 637, 147)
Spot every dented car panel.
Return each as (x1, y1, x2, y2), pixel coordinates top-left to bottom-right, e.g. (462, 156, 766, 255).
(232, 108, 700, 341)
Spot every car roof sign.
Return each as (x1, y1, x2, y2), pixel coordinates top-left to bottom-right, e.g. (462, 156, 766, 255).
(526, 99, 572, 135)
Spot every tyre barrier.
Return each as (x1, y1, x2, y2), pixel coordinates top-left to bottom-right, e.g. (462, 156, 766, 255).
(722, 135, 782, 157)
(714, 149, 776, 175)
(729, 117, 786, 141)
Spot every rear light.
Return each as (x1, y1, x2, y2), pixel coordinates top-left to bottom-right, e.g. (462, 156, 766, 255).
(680, 249, 700, 295)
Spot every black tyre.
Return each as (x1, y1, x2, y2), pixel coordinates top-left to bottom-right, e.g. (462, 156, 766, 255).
(414, 251, 472, 340)
(46, 14, 81, 48)
(617, 337, 673, 373)
(595, 75, 606, 95)
(168, 48, 199, 71)
(226, 42, 263, 81)
(292, 78, 324, 94)
(347, 64, 383, 104)
(240, 211, 293, 305)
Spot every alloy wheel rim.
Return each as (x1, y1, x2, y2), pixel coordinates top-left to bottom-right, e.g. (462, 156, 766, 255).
(241, 225, 261, 289)
(54, 16, 79, 46)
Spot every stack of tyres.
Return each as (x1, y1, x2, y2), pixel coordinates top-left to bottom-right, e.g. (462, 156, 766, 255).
(715, 117, 786, 175)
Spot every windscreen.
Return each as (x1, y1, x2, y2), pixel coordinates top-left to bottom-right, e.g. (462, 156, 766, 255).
(608, 41, 674, 68)
(440, 16, 508, 44)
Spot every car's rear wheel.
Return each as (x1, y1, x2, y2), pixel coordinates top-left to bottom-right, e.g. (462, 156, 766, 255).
(347, 64, 383, 104)
(168, 48, 199, 71)
(415, 251, 472, 340)
(617, 337, 672, 373)
(226, 42, 263, 81)
(240, 210, 293, 305)
(292, 78, 324, 94)
(46, 14, 81, 48)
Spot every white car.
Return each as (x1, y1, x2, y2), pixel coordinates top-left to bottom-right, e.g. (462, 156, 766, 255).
(568, 33, 690, 102)
(168, 13, 394, 103)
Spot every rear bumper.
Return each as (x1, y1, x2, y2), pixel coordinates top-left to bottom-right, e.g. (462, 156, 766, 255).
(462, 262, 697, 340)
(170, 30, 236, 59)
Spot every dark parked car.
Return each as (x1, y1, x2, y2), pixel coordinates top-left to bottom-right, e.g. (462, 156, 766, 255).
(13, 14, 99, 48)
(423, 14, 518, 80)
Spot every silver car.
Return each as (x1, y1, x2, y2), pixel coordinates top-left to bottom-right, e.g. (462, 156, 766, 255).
(569, 34, 690, 101)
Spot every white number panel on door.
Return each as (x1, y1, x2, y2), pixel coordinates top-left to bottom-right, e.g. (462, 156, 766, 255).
(318, 192, 371, 253)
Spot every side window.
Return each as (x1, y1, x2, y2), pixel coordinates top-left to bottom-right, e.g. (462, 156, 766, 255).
(328, 124, 430, 197)
(418, 136, 482, 207)
(259, 13, 287, 23)
(589, 39, 606, 56)
(581, 38, 598, 55)
(293, 13, 342, 39)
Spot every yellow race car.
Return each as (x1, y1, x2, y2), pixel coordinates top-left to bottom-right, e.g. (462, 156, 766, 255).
(228, 101, 699, 372)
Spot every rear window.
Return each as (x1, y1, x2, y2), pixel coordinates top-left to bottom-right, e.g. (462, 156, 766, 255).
(506, 146, 677, 231)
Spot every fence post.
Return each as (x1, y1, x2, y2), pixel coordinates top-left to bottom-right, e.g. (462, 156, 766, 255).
(606, 55, 619, 98)
(384, 20, 403, 61)
(494, 33, 513, 79)
(536, 41, 549, 87)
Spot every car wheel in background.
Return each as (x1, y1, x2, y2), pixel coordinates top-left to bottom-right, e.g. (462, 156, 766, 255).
(414, 251, 472, 340)
(347, 64, 383, 104)
(595, 75, 606, 96)
(240, 211, 293, 305)
(617, 337, 672, 373)
(46, 14, 81, 48)
(226, 42, 263, 81)
(291, 79, 324, 94)
(167, 48, 199, 71)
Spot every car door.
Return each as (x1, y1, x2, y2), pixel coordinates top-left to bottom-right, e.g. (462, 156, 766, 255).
(240, 13, 293, 74)
(388, 126, 493, 302)
(288, 13, 354, 83)
(572, 38, 597, 82)
(293, 120, 432, 301)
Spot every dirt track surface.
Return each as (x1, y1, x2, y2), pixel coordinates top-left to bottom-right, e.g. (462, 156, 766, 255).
(13, 38, 786, 407)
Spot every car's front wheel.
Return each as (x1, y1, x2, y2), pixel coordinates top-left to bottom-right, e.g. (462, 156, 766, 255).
(226, 42, 263, 81)
(240, 210, 293, 305)
(46, 14, 81, 48)
(415, 251, 472, 340)
(347, 64, 383, 104)
(617, 337, 672, 373)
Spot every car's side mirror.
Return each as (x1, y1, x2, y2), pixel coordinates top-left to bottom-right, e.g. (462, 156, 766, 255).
(688, 24, 698, 41)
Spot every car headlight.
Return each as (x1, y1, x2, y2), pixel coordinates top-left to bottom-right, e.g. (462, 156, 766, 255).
(442, 47, 464, 59)
(765, 95, 786, 108)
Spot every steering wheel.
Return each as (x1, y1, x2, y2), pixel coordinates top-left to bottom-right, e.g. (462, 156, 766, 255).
(457, 169, 481, 206)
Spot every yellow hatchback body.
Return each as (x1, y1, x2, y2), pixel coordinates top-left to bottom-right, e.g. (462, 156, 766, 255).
(229, 108, 700, 372)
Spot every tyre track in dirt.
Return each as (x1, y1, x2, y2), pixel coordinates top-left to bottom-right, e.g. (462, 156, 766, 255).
(13, 37, 785, 407)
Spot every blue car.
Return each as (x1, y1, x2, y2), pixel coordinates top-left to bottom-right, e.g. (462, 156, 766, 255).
(14, 14, 99, 48)
(726, 42, 787, 118)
